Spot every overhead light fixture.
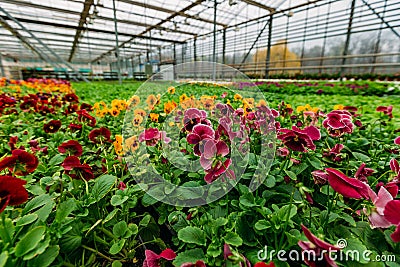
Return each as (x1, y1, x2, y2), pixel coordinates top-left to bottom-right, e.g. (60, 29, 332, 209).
(96, 0, 104, 7)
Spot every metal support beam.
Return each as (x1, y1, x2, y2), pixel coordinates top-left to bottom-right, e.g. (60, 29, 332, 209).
(118, 0, 226, 27)
(265, 15, 273, 78)
(222, 28, 226, 64)
(340, 0, 356, 75)
(193, 37, 197, 62)
(112, 0, 122, 84)
(69, 0, 94, 62)
(371, 0, 388, 74)
(212, 0, 217, 80)
(361, 0, 400, 39)
(240, 0, 275, 13)
(92, 0, 208, 63)
(238, 19, 271, 68)
(0, 54, 5, 77)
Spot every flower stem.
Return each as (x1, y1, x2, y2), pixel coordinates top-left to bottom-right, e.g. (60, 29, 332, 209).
(81, 245, 113, 262)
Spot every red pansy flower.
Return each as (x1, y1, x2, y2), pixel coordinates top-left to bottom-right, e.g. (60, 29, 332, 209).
(390, 158, 400, 181)
(143, 248, 176, 267)
(58, 140, 83, 156)
(0, 175, 29, 213)
(376, 105, 393, 119)
(354, 163, 374, 183)
(311, 170, 329, 185)
(323, 143, 344, 162)
(63, 93, 79, 103)
(323, 110, 354, 137)
(43, 120, 62, 133)
(8, 136, 18, 150)
(88, 127, 111, 143)
(80, 103, 93, 111)
(77, 109, 96, 127)
(298, 224, 341, 267)
(69, 123, 82, 132)
(325, 168, 370, 199)
(62, 156, 94, 180)
(278, 126, 321, 152)
(0, 149, 38, 176)
(139, 128, 171, 147)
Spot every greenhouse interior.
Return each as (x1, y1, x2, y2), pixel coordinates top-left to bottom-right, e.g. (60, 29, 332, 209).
(0, 0, 400, 267)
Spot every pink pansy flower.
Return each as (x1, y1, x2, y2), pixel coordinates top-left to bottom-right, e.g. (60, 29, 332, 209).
(183, 108, 211, 132)
(278, 126, 321, 152)
(187, 124, 215, 156)
(323, 110, 354, 137)
(354, 163, 374, 183)
(325, 168, 370, 199)
(181, 260, 207, 267)
(200, 139, 229, 170)
(323, 144, 344, 162)
(298, 224, 341, 267)
(311, 170, 329, 185)
(390, 158, 400, 181)
(376, 105, 393, 119)
(204, 158, 234, 184)
(143, 248, 176, 267)
(139, 128, 171, 146)
(395, 136, 400, 145)
(364, 186, 392, 228)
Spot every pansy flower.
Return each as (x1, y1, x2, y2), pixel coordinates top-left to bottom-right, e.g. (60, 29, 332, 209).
(77, 109, 96, 127)
(180, 260, 206, 267)
(376, 105, 393, 119)
(63, 93, 79, 103)
(364, 186, 392, 228)
(62, 156, 93, 181)
(183, 108, 211, 132)
(43, 120, 62, 133)
(143, 248, 176, 267)
(323, 143, 344, 162)
(0, 149, 38, 176)
(278, 126, 321, 152)
(354, 163, 374, 183)
(395, 136, 400, 145)
(325, 168, 370, 199)
(298, 224, 341, 267)
(0, 175, 29, 213)
(323, 110, 354, 137)
(187, 124, 215, 156)
(89, 127, 111, 143)
(69, 123, 82, 132)
(139, 128, 170, 146)
(58, 140, 83, 156)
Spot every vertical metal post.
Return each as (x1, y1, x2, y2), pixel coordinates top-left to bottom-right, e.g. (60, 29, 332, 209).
(319, 3, 331, 74)
(341, 0, 356, 76)
(112, 0, 122, 84)
(300, 7, 309, 72)
(222, 27, 226, 64)
(181, 44, 185, 63)
(212, 0, 217, 80)
(371, 0, 387, 74)
(173, 44, 177, 64)
(0, 54, 5, 78)
(193, 37, 197, 61)
(265, 14, 273, 79)
(138, 55, 141, 72)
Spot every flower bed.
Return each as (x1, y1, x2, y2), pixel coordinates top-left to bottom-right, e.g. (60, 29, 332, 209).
(0, 79, 399, 266)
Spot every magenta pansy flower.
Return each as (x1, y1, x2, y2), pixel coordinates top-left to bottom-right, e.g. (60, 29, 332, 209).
(325, 168, 370, 199)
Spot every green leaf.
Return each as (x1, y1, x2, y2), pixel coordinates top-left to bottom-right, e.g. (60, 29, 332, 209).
(308, 157, 323, 169)
(16, 214, 38, 227)
(112, 261, 123, 267)
(111, 195, 129, 206)
(139, 214, 151, 227)
(284, 170, 297, 180)
(141, 193, 158, 206)
(103, 209, 119, 223)
(255, 220, 271, 231)
(22, 195, 52, 215)
(48, 154, 65, 166)
(15, 226, 46, 257)
(109, 239, 126, 255)
(264, 175, 276, 188)
(27, 245, 59, 267)
(178, 226, 206, 246)
(35, 201, 55, 222)
(113, 221, 128, 238)
(352, 152, 370, 162)
(92, 174, 117, 201)
(0, 218, 14, 243)
(239, 193, 256, 207)
(55, 199, 76, 223)
(23, 237, 50, 260)
(224, 232, 243, 246)
(0, 251, 8, 267)
(276, 205, 297, 221)
(173, 248, 205, 266)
